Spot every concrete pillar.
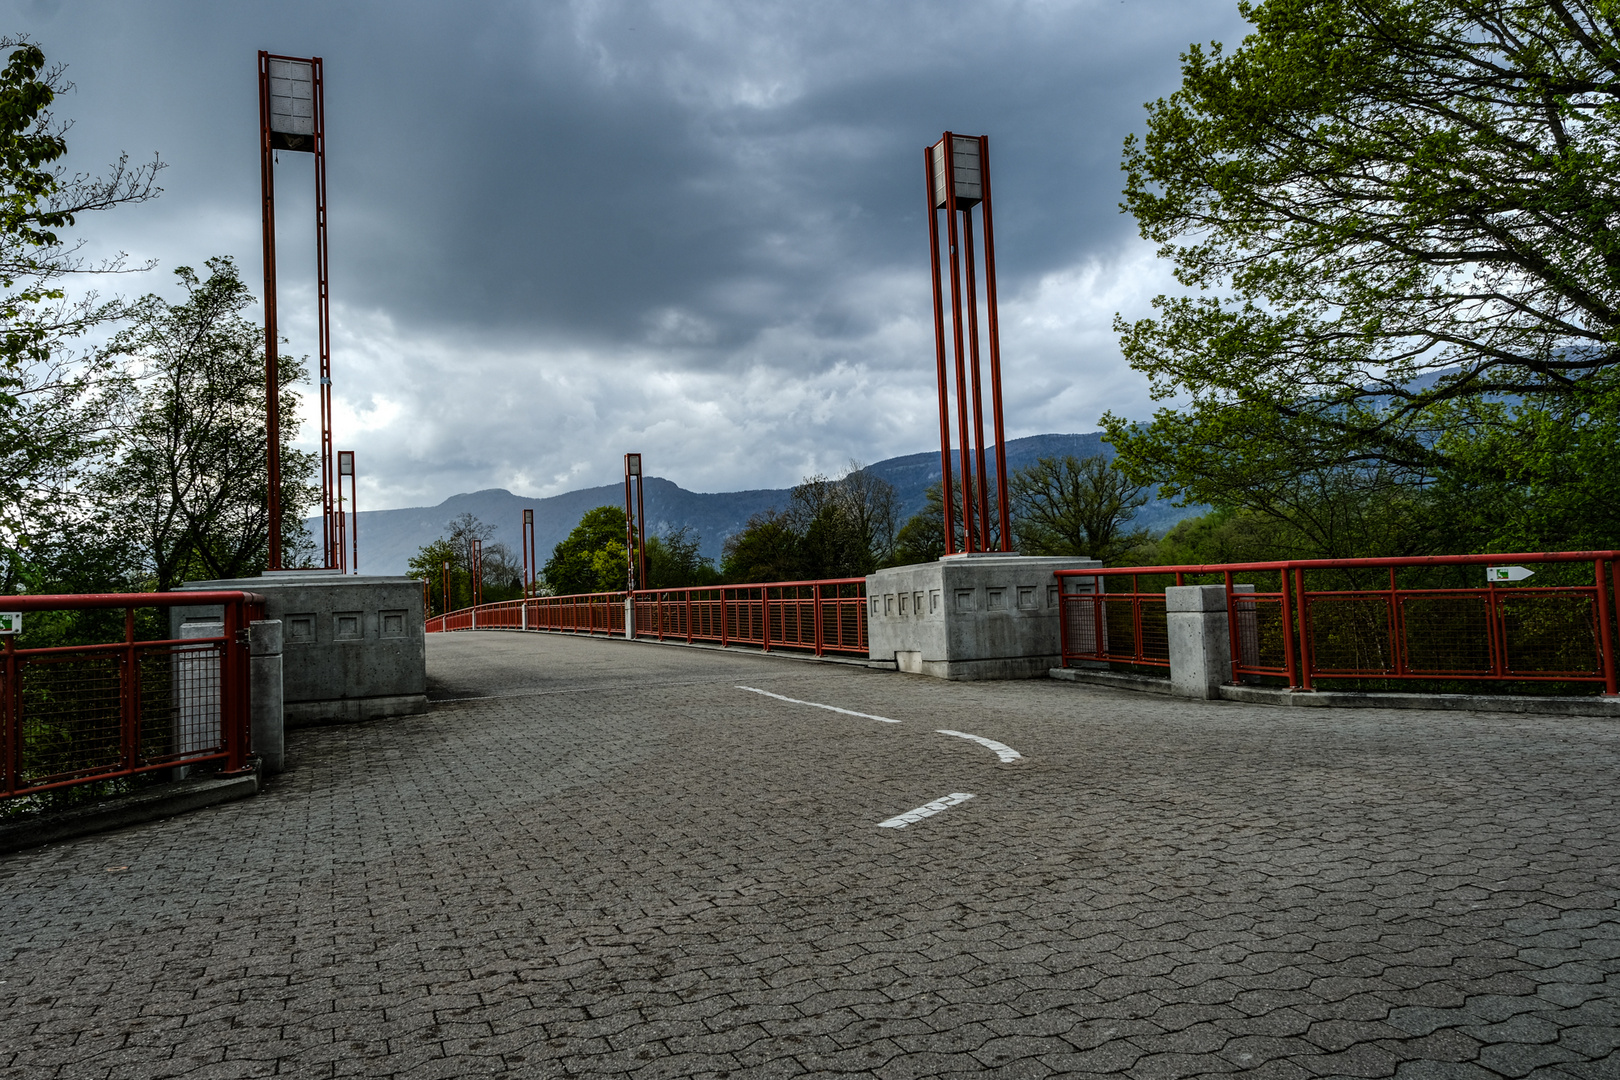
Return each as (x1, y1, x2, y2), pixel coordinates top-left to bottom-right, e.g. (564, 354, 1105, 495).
(623, 596, 636, 640)
(248, 619, 285, 775)
(1166, 585, 1231, 699)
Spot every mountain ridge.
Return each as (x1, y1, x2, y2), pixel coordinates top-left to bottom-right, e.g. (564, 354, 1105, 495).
(315, 433, 1203, 575)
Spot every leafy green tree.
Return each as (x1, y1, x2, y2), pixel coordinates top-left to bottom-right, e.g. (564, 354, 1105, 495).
(543, 505, 629, 594)
(888, 477, 1005, 566)
(644, 525, 719, 588)
(408, 537, 462, 615)
(1009, 454, 1151, 562)
(721, 509, 804, 583)
(0, 38, 161, 589)
(97, 258, 317, 590)
(1105, 0, 1620, 553)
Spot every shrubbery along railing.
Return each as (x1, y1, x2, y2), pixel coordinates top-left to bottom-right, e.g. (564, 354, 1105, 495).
(1056, 551, 1620, 694)
(1, 591, 262, 802)
(428, 579, 868, 657)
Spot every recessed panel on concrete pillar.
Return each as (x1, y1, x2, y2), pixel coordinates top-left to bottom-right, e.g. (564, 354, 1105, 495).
(173, 570, 427, 727)
(867, 554, 1102, 680)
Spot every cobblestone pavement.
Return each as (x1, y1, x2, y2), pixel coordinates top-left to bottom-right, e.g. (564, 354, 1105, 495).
(4, 631, 1619, 1079)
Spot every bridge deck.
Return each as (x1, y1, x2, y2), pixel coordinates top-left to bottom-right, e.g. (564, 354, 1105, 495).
(3, 631, 1617, 1078)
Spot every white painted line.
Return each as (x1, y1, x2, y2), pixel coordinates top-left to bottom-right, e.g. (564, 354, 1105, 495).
(936, 729, 1023, 764)
(736, 686, 901, 723)
(878, 792, 975, 829)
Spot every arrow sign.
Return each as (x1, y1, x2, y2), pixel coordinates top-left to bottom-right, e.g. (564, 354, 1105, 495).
(1486, 566, 1534, 583)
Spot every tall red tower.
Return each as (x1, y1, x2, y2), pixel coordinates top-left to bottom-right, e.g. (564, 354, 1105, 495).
(925, 132, 1011, 554)
(259, 52, 336, 569)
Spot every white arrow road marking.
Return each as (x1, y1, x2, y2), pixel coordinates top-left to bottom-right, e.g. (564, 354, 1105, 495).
(736, 686, 900, 723)
(878, 792, 976, 829)
(936, 729, 1023, 763)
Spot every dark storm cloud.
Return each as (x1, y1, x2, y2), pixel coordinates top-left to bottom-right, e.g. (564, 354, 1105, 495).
(10, 0, 1250, 506)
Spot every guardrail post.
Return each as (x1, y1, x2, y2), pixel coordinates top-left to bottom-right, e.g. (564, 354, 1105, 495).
(1, 637, 14, 797)
(220, 598, 251, 775)
(762, 587, 771, 652)
(721, 586, 729, 648)
(1294, 566, 1313, 691)
(1165, 585, 1230, 699)
(1597, 557, 1617, 696)
(248, 619, 285, 774)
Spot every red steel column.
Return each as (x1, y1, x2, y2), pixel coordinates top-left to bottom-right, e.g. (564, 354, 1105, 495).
(258, 53, 283, 570)
(977, 135, 1012, 550)
(1596, 557, 1616, 695)
(925, 146, 958, 555)
(942, 134, 978, 551)
(960, 211, 992, 551)
(312, 57, 337, 568)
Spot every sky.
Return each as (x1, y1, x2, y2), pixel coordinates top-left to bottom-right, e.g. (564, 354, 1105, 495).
(10, 0, 1252, 510)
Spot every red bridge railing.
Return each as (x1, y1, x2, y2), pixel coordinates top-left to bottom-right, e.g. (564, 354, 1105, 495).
(1056, 551, 1620, 693)
(428, 579, 868, 657)
(1, 591, 262, 802)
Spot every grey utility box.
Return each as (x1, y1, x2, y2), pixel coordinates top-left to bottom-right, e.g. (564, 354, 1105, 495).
(173, 569, 427, 727)
(867, 553, 1101, 680)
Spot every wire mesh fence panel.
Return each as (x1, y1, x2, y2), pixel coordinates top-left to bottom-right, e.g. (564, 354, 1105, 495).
(1242, 597, 1293, 674)
(1500, 593, 1601, 676)
(168, 641, 223, 762)
(17, 651, 124, 786)
(1138, 600, 1169, 663)
(1062, 595, 1104, 657)
(1308, 595, 1395, 674)
(1103, 598, 1142, 662)
(1400, 595, 1492, 675)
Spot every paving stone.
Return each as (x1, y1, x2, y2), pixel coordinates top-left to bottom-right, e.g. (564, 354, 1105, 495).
(1, 631, 1617, 1079)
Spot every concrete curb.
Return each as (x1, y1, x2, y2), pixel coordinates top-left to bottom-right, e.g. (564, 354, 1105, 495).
(0, 773, 260, 855)
(438, 627, 894, 670)
(1049, 667, 1620, 717)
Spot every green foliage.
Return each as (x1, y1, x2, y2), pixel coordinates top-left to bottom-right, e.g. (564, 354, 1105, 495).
(544, 506, 630, 594)
(96, 258, 317, 590)
(888, 477, 1004, 565)
(1108, 0, 1620, 554)
(1009, 455, 1151, 562)
(721, 509, 803, 583)
(720, 465, 899, 581)
(645, 525, 720, 588)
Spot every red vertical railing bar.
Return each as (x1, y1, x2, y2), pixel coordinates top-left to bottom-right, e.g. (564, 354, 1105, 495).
(1130, 574, 1144, 664)
(121, 607, 138, 774)
(814, 583, 825, 657)
(1295, 567, 1313, 691)
(3, 636, 16, 796)
(762, 587, 771, 653)
(1388, 566, 1403, 676)
(721, 587, 730, 649)
(221, 597, 248, 774)
(1223, 571, 1241, 684)
(1595, 558, 1616, 695)
(1280, 567, 1299, 689)
(1485, 581, 1504, 677)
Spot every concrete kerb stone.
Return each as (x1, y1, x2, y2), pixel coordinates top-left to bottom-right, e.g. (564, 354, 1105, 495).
(0, 774, 259, 855)
(440, 626, 897, 671)
(1049, 666, 1620, 718)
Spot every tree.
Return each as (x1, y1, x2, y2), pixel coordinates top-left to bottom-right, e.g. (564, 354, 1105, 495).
(408, 537, 462, 616)
(1009, 454, 1151, 562)
(788, 463, 898, 578)
(888, 476, 1005, 565)
(543, 506, 629, 594)
(1105, 0, 1620, 552)
(721, 509, 803, 583)
(644, 525, 719, 588)
(97, 258, 317, 590)
(0, 38, 161, 587)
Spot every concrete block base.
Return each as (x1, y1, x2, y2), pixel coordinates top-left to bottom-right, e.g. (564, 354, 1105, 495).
(176, 570, 427, 727)
(285, 693, 430, 728)
(868, 554, 1102, 681)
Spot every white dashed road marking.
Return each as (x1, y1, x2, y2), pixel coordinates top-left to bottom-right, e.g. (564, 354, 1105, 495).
(877, 792, 976, 829)
(936, 729, 1023, 763)
(737, 686, 901, 723)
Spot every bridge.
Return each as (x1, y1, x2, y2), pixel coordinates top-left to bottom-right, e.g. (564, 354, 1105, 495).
(4, 628, 1619, 1076)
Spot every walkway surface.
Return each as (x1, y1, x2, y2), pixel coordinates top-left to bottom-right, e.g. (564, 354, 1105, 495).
(3, 631, 1619, 1079)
